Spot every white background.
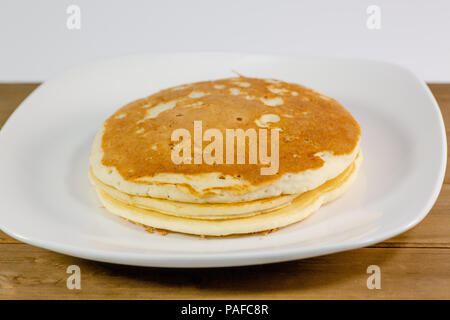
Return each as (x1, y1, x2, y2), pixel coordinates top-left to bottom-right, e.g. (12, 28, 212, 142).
(1, 0, 449, 82)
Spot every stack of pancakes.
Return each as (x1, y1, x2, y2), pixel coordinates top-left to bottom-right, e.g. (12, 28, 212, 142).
(89, 76, 362, 236)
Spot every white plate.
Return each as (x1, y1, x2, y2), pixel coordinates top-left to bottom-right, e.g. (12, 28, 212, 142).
(0, 53, 446, 268)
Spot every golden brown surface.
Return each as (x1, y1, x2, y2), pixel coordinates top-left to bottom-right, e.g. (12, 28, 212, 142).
(0, 83, 449, 299)
(101, 77, 361, 185)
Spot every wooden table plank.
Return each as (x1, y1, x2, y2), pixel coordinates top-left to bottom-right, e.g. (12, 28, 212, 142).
(0, 83, 449, 299)
(0, 244, 449, 299)
(0, 83, 38, 130)
(0, 231, 20, 244)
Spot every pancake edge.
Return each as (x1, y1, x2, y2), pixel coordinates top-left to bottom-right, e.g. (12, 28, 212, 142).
(93, 151, 363, 236)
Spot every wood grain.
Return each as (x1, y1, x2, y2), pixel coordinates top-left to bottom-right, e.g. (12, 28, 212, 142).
(0, 83, 449, 299)
(1, 245, 448, 299)
(0, 83, 38, 130)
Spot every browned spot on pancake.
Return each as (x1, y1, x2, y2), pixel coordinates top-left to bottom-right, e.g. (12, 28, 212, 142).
(101, 76, 360, 186)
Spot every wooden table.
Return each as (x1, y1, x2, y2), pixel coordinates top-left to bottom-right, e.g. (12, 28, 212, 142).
(0, 84, 449, 299)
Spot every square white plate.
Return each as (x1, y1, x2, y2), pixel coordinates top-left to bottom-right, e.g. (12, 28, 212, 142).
(0, 53, 446, 267)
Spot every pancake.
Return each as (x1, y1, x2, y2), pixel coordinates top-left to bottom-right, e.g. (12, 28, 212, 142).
(89, 169, 298, 220)
(89, 76, 362, 236)
(90, 76, 361, 204)
(94, 151, 362, 236)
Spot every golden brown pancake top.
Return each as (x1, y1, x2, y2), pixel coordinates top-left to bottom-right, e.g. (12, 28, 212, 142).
(101, 76, 361, 186)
